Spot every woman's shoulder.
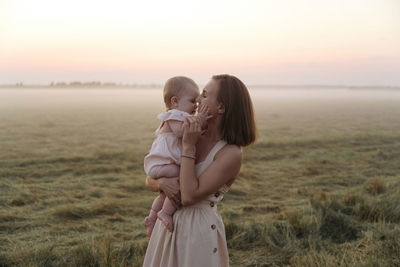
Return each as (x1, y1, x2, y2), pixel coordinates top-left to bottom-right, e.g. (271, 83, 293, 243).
(213, 143, 242, 187)
(215, 143, 242, 161)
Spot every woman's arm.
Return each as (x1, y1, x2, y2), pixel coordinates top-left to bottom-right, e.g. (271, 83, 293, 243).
(180, 145, 241, 206)
(145, 176, 182, 208)
(179, 117, 242, 206)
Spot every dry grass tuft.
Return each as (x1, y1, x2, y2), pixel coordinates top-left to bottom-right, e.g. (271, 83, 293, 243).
(366, 177, 386, 195)
(340, 191, 359, 206)
(8, 192, 37, 206)
(52, 199, 122, 220)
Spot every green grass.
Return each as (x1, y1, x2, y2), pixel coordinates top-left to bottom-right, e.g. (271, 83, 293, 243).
(0, 89, 399, 266)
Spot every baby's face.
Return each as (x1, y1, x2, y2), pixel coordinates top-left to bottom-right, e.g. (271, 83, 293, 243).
(176, 87, 199, 115)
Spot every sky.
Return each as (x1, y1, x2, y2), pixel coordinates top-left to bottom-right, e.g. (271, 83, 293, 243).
(1, 0, 399, 85)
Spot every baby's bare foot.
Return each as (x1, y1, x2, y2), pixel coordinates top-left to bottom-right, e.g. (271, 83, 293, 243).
(157, 210, 174, 232)
(144, 211, 157, 238)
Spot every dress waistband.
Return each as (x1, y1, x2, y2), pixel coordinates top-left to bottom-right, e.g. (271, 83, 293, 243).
(185, 199, 218, 209)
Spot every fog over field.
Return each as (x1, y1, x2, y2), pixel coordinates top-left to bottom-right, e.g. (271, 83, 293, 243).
(1, 87, 399, 266)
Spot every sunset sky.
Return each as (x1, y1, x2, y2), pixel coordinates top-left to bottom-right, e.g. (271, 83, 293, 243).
(1, 0, 399, 85)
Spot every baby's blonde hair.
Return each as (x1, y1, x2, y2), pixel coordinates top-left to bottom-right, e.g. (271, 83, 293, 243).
(163, 76, 199, 109)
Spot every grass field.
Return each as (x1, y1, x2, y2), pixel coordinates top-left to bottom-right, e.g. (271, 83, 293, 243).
(0, 88, 400, 266)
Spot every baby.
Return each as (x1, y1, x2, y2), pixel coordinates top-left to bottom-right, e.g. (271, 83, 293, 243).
(144, 76, 207, 238)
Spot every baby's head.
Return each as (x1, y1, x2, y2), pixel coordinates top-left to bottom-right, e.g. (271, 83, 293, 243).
(163, 76, 199, 115)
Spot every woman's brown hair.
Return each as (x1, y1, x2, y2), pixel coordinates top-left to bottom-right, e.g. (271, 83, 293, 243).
(213, 74, 257, 147)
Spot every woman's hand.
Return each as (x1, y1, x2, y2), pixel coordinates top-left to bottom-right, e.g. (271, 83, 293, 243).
(182, 116, 203, 149)
(159, 177, 181, 209)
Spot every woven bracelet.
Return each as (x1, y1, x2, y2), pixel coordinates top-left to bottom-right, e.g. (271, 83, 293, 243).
(181, 154, 196, 160)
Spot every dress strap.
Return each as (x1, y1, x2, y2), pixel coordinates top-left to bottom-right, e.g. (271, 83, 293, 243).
(202, 140, 227, 166)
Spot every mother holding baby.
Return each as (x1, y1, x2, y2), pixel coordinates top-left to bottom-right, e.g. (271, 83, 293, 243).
(143, 74, 256, 266)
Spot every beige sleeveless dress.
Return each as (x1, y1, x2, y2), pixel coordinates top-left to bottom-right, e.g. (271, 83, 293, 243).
(143, 140, 230, 267)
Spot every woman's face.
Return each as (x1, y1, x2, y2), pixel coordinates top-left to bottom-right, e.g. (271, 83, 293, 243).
(198, 79, 221, 116)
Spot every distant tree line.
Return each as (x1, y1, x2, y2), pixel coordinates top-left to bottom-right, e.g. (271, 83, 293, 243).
(48, 81, 161, 88)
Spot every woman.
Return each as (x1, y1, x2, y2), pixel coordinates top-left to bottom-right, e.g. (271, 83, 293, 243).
(143, 74, 256, 267)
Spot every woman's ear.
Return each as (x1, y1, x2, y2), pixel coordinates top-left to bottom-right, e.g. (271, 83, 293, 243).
(170, 96, 179, 107)
(217, 103, 225, 114)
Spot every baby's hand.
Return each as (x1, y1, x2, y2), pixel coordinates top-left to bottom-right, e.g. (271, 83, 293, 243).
(196, 104, 212, 128)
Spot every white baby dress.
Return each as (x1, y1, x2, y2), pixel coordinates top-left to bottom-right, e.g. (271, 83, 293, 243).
(144, 109, 191, 177)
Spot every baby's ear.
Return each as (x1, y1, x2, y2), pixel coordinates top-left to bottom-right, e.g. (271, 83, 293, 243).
(170, 96, 179, 107)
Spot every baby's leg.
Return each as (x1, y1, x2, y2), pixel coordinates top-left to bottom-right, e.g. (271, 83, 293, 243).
(144, 192, 166, 239)
(152, 164, 180, 179)
(147, 164, 179, 233)
(157, 196, 177, 232)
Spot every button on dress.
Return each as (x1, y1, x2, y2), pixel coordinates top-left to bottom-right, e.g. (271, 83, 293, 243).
(143, 140, 231, 267)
